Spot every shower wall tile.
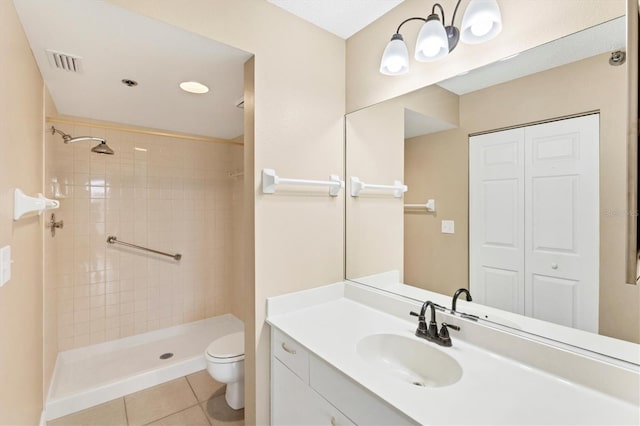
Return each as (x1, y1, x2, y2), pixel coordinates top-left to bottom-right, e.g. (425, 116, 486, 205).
(44, 120, 241, 351)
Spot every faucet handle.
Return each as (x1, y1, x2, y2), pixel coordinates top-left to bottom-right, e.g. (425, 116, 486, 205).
(441, 322, 460, 332)
(437, 322, 460, 347)
(410, 311, 428, 336)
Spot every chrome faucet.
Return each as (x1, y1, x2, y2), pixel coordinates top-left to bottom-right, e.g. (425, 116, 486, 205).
(452, 288, 472, 312)
(410, 301, 460, 347)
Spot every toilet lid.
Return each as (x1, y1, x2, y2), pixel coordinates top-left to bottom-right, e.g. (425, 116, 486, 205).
(206, 332, 244, 359)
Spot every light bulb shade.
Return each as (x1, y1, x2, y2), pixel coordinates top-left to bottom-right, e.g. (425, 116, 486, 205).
(415, 15, 449, 62)
(460, 0, 502, 44)
(380, 34, 409, 75)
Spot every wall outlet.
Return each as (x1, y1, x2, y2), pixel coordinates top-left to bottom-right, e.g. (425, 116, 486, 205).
(441, 220, 455, 234)
(0, 245, 11, 287)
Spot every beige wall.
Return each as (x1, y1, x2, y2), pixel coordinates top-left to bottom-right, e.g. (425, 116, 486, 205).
(346, 85, 458, 279)
(240, 56, 256, 423)
(43, 91, 58, 400)
(346, 0, 625, 112)
(404, 127, 468, 294)
(0, 0, 44, 423)
(346, 101, 405, 279)
(106, 2, 346, 424)
(402, 52, 639, 343)
(230, 140, 246, 323)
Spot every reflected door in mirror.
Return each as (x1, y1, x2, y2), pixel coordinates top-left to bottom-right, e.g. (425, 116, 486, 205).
(469, 114, 599, 332)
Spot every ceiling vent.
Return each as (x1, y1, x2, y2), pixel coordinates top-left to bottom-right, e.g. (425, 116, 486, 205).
(45, 49, 82, 73)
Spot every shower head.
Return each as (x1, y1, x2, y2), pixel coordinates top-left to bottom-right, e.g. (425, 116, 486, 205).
(91, 141, 115, 155)
(51, 125, 115, 155)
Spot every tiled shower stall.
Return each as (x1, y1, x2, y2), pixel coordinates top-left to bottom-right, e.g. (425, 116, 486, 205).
(43, 118, 244, 390)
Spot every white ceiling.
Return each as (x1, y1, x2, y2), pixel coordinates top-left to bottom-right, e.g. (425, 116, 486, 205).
(267, 0, 404, 39)
(404, 109, 456, 139)
(438, 17, 626, 95)
(13, 0, 252, 140)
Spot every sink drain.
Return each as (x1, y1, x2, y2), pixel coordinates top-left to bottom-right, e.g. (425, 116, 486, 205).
(159, 352, 174, 360)
(412, 381, 425, 387)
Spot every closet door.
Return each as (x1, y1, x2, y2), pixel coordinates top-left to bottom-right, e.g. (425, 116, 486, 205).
(524, 114, 599, 332)
(469, 128, 525, 314)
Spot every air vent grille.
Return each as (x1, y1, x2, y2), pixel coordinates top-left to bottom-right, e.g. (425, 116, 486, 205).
(46, 50, 82, 73)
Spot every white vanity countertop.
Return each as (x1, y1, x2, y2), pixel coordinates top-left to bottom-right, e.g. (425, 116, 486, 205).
(369, 279, 640, 367)
(267, 296, 640, 425)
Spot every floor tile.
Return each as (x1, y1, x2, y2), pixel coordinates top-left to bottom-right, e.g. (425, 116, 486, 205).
(201, 389, 244, 426)
(186, 369, 225, 402)
(124, 377, 198, 426)
(48, 398, 127, 426)
(146, 405, 210, 426)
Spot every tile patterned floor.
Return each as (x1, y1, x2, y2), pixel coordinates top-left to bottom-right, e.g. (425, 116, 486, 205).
(48, 370, 244, 426)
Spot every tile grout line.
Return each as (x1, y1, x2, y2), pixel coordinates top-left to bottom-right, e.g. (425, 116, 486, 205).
(141, 402, 204, 426)
(185, 374, 212, 426)
(123, 396, 130, 426)
(185, 374, 199, 401)
(197, 403, 213, 426)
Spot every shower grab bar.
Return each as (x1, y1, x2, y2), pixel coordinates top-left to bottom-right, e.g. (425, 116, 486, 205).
(262, 168, 344, 196)
(350, 176, 408, 198)
(404, 199, 436, 212)
(106, 236, 182, 261)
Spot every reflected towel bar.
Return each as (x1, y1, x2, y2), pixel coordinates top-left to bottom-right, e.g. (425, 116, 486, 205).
(404, 199, 436, 212)
(350, 176, 408, 198)
(106, 236, 182, 261)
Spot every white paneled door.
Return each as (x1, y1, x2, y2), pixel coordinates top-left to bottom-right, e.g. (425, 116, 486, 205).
(469, 114, 599, 332)
(469, 128, 525, 314)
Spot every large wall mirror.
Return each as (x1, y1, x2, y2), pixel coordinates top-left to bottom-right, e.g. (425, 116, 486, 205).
(345, 14, 639, 363)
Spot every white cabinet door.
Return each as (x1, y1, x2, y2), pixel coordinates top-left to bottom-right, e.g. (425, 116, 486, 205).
(272, 358, 355, 426)
(469, 128, 526, 314)
(524, 114, 599, 332)
(469, 114, 599, 332)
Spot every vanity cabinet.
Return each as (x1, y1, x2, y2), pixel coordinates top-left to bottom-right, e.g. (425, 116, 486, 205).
(272, 358, 354, 425)
(271, 328, 414, 425)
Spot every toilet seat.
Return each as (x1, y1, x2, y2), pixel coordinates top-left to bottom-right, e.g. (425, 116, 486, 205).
(206, 332, 244, 363)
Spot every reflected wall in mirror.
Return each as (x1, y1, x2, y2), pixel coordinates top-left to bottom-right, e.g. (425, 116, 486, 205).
(346, 16, 640, 348)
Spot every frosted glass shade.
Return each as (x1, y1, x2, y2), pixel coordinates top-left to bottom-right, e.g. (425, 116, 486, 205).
(380, 34, 409, 75)
(415, 17, 449, 62)
(460, 0, 502, 44)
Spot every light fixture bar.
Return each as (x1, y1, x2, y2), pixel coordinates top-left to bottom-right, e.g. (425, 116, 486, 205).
(379, 0, 502, 76)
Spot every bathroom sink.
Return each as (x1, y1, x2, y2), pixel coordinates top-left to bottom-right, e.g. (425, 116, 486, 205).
(356, 334, 462, 388)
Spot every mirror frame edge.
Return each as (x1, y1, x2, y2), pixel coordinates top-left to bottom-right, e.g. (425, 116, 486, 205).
(626, 0, 638, 285)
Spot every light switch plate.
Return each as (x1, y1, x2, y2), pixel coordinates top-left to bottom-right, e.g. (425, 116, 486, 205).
(0, 245, 11, 287)
(441, 220, 455, 234)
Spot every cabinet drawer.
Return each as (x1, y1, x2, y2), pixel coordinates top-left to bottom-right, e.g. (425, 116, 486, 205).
(309, 354, 415, 425)
(273, 359, 355, 426)
(272, 329, 309, 382)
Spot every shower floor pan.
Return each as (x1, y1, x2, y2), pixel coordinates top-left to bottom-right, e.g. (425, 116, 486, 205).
(45, 314, 243, 421)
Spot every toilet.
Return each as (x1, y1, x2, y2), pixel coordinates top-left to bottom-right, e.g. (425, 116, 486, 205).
(205, 331, 245, 410)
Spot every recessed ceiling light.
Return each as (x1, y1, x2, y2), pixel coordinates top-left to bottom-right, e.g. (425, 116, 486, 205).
(179, 81, 209, 94)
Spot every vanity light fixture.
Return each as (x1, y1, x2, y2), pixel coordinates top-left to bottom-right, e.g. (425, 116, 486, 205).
(179, 81, 210, 94)
(380, 0, 503, 75)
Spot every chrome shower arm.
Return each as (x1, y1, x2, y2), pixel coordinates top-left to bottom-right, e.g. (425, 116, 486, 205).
(64, 136, 106, 144)
(51, 125, 71, 141)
